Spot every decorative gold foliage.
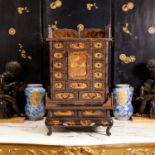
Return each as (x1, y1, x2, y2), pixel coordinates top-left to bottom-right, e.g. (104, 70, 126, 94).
(122, 2, 134, 12)
(122, 23, 133, 35)
(119, 54, 136, 64)
(17, 7, 30, 14)
(77, 24, 85, 31)
(86, 3, 98, 11)
(50, 20, 58, 30)
(148, 27, 155, 34)
(8, 28, 16, 36)
(18, 43, 32, 60)
(50, 0, 62, 10)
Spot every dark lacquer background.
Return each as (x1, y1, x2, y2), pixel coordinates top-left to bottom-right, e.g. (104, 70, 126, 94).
(0, 0, 155, 111)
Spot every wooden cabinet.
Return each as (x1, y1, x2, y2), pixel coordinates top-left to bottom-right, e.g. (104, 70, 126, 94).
(45, 28, 113, 136)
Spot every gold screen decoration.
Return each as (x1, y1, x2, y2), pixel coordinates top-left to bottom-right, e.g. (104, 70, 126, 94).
(68, 52, 87, 79)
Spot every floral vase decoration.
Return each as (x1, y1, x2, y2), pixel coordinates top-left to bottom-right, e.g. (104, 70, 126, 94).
(113, 84, 133, 120)
(24, 84, 46, 120)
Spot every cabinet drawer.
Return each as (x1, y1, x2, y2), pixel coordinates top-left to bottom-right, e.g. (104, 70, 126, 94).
(79, 92, 105, 100)
(52, 42, 65, 50)
(53, 110, 76, 117)
(68, 41, 88, 49)
(53, 51, 65, 59)
(93, 61, 105, 69)
(53, 81, 65, 90)
(93, 51, 105, 60)
(93, 41, 105, 49)
(93, 71, 105, 80)
(93, 81, 105, 90)
(53, 71, 66, 80)
(68, 81, 90, 90)
(53, 61, 66, 69)
(53, 92, 78, 101)
(79, 110, 106, 117)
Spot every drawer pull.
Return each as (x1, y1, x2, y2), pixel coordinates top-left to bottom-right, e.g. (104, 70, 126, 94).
(55, 93, 74, 99)
(82, 93, 102, 99)
(69, 42, 85, 49)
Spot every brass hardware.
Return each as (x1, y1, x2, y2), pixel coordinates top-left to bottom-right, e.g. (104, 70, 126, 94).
(17, 7, 30, 14)
(69, 42, 86, 49)
(70, 82, 87, 89)
(55, 93, 74, 99)
(54, 83, 64, 89)
(82, 93, 102, 99)
(50, 0, 62, 10)
(77, 24, 85, 31)
(54, 72, 64, 79)
(119, 54, 136, 64)
(94, 72, 103, 78)
(54, 62, 64, 68)
(80, 120, 91, 126)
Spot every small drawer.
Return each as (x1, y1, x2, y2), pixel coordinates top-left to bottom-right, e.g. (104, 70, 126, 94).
(53, 71, 66, 80)
(53, 81, 65, 90)
(79, 110, 106, 117)
(68, 41, 88, 49)
(68, 81, 90, 90)
(93, 71, 104, 79)
(53, 42, 64, 50)
(53, 52, 64, 59)
(53, 60, 66, 69)
(93, 52, 105, 60)
(53, 92, 78, 101)
(93, 41, 105, 49)
(93, 81, 105, 90)
(53, 110, 75, 117)
(79, 92, 105, 100)
(93, 61, 104, 69)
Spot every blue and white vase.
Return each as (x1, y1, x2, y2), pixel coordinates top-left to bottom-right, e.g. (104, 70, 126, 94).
(113, 84, 133, 120)
(24, 84, 46, 120)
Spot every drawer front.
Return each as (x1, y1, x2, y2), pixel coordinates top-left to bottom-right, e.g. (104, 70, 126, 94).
(53, 92, 78, 101)
(79, 92, 105, 101)
(53, 51, 65, 59)
(52, 42, 65, 50)
(93, 81, 105, 90)
(79, 110, 106, 117)
(93, 51, 105, 60)
(68, 81, 90, 90)
(53, 81, 65, 90)
(93, 41, 105, 49)
(68, 41, 88, 50)
(53, 61, 66, 70)
(53, 110, 76, 117)
(93, 71, 105, 80)
(93, 61, 105, 70)
(53, 71, 66, 80)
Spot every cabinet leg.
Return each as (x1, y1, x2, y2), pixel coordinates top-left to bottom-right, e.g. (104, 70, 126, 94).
(106, 117, 113, 136)
(45, 117, 52, 136)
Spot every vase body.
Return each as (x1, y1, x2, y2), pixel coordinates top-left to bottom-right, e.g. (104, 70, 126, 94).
(24, 84, 45, 120)
(113, 84, 133, 120)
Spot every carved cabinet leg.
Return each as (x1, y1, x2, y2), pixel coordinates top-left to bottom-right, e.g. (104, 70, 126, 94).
(106, 117, 113, 136)
(45, 117, 52, 136)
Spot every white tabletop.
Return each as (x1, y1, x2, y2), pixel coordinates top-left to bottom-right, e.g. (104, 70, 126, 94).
(0, 118, 155, 146)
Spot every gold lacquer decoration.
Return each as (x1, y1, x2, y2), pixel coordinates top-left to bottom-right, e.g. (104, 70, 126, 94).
(77, 24, 85, 31)
(54, 111, 74, 116)
(54, 62, 64, 68)
(55, 93, 74, 99)
(86, 3, 98, 11)
(53, 42, 64, 49)
(94, 72, 103, 79)
(54, 52, 63, 59)
(70, 82, 87, 89)
(119, 54, 136, 64)
(94, 82, 103, 89)
(94, 42, 103, 49)
(69, 42, 86, 49)
(18, 43, 32, 60)
(82, 93, 102, 100)
(54, 82, 64, 89)
(50, 0, 62, 10)
(50, 20, 58, 30)
(122, 23, 133, 36)
(122, 2, 135, 12)
(148, 26, 155, 34)
(94, 52, 103, 59)
(116, 90, 128, 106)
(65, 120, 75, 126)
(68, 52, 87, 79)
(51, 120, 60, 125)
(54, 72, 64, 79)
(29, 90, 41, 106)
(83, 110, 102, 116)
(8, 28, 16, 36)
(94, 62, 103, 69)
(80, 120, 91, 126)
(17, 7, 30, 14)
